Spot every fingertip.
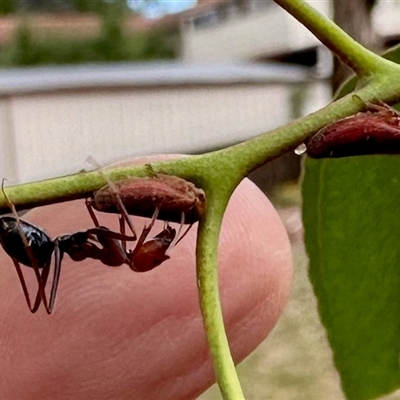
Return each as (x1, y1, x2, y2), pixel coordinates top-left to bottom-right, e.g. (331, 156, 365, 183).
(0, 167, 292, 400)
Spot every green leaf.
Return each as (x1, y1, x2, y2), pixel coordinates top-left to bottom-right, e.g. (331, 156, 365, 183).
(302, 155, 400, 399)
(304, 42, 400, 399)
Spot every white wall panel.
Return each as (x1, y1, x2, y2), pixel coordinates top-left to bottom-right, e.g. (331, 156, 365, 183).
(4, 84, 292, 183)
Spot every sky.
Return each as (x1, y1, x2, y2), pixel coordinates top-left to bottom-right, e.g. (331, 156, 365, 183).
(129, 0, 197, 19)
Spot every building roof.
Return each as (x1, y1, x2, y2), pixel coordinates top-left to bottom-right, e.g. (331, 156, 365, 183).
(0, 61, 317, 96)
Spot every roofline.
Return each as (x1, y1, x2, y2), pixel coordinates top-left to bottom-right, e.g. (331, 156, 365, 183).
(0, 61, 323, 96)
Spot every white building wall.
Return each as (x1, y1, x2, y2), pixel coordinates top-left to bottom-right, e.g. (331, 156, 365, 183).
(374, 0, 400, 37)
(182, 1, 331, 63)
(0, 98, 18, 180)
(182, 0, 400, 64)
(1, 81, 328, 184)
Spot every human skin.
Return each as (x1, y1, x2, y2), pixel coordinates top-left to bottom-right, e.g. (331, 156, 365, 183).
(0, 175, 292, 400)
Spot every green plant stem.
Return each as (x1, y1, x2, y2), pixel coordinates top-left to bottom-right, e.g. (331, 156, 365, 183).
(227, 81, 400, 176)
(196, 186, 245, 400)
(273, 0, 398, 77)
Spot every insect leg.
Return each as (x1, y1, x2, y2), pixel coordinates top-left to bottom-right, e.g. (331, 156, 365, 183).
(129, 207, 159, 261)
(86, 198, 101, 227)
(119, 214, 127, 252)
(11, 259, 35, 312)
(175, 224, 193, 246)
(87, 157, 137, 238)
(2, 181, 50, 314)
(32, 259, 51, 313)
(169, 213, 193, 251)
(49, 244, 64, 313)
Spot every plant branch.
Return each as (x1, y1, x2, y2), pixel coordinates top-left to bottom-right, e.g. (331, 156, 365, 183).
(273, 0, 397, 77)
(224, 79, 400, 176)
(3, 77, 400, 212)
(196, 187, 244, 400)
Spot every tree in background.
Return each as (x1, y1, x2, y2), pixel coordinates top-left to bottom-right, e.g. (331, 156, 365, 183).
(332, 0, 379, 92)
(0, 0, 16, 15)
(0, 0, 130, 14)
(0, 0, 179, 66)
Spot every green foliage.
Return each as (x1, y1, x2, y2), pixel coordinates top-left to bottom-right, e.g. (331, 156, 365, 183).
(0, 0, 129, 14)
(0, 0, 16, 15)
(303, 157, 400, 399)
(303, 37, 400, 400)
(69, 0, 109, 14)
(5, 24, 38, 66)
(0, 13, 178, 67)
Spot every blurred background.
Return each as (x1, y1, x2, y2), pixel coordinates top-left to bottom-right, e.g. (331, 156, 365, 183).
(1, 0, 400, 398)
